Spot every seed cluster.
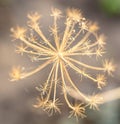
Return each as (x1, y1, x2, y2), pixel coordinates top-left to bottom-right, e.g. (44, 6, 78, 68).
(10, 8, 115, 120)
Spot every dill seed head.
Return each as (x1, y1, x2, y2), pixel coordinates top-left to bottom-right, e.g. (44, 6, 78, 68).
(10, 8, 115, 120)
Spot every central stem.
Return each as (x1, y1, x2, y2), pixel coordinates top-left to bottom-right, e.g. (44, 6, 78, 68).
(58, 51, 63, 58)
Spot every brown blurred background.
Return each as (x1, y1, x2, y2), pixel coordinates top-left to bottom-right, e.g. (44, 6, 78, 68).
(0, 0, 120, 124)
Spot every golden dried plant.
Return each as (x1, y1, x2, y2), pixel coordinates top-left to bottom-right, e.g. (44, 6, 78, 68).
(10, 8, 115, 120)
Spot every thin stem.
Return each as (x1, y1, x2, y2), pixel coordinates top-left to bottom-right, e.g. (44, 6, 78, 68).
(21, 59, 53, 79)
(65, 29, 82, 50)
(60, 19, 73, 51)
(68, 32, 91, 53)
(32, 40, 52, 51)
(63, 65, 89, 101)
(65, 51, 105, 56)
(53, 62, 59, 102)
(74, 41, 99, 53)
(20, 37, 48, 52)
(44, 62, 56, 96)
(23, 50, 50, 56)
(60, 61, 74, 109)
(35, 27, 56, 51)
(36, 57, 54, 61)
(67, 57, 104, 71)
(46, 64, 56, 101)
(62, 57, 97, 82)
(63, 21, 76, 50)
(53, 16, 59, 50)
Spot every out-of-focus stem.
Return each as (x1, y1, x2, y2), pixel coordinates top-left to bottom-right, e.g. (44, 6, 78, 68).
(67, 87, 120, 103)
(100, 87, 120, 103)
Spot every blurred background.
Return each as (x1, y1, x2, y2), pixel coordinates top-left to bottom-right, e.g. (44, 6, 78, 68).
(0, 0, 120, 124)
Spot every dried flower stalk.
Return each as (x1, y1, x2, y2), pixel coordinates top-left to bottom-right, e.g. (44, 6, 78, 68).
(10, 8, 115, 120)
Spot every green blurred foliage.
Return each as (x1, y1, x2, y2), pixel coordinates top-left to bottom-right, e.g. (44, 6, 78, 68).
(100, 0, 120, 15)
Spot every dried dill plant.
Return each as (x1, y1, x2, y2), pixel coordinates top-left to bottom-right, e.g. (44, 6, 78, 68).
(10, 8, 115, 120)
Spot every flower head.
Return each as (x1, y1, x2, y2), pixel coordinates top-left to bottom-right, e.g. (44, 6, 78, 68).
(9, 66, 23, 81)
(10, 8, 115, 119)
(98, 34, 106, 47)
(35, 82, 50, 95)
(69, 103, 86, 121)
(33, 96, 48, 108)
(88, 22, 99, 32)
(96, 48, 105, 57)
(87, 95, 103, 110)
(27, 12, 41, 23)
(27, 12, 41, 29)
(11, 26, 26, 40)
(103, 59, 116, 75)
(51, 8, 62, 18)
(96, 74, 107, 89)
(66, 8, 82, 22)
(15, 43, 28, 55)
(44, 99, 62, 116)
